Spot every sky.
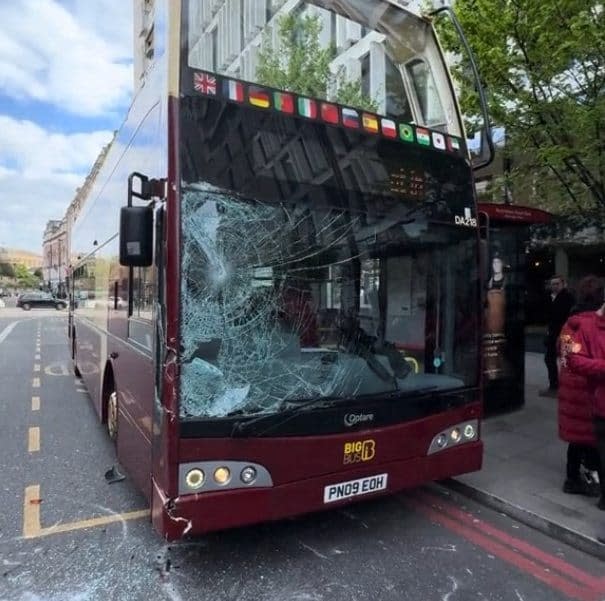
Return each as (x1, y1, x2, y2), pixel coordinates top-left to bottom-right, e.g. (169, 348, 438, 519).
(0, 0, 133, 254)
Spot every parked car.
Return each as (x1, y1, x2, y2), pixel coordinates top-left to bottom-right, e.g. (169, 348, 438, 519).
(17, 292, 67, 311)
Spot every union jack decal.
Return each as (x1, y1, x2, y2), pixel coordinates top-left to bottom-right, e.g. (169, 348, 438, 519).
(194, 72, 216, 95)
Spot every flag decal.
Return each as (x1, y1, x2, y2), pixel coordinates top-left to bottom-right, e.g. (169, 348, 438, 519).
(298, 97, 318, 119)
(342, 108, 360, 129)
(416, 127, 431, 146)
(432, 132, 446, 150)
(224, 79, 244, 102)
(274, 92, 294, 113)
(321, 103, 339, 124)
(362, 113, 379, 133)
(249, 86, 271, 109)
(194, 72, 216, 95)
(399, 124, 414, 142)
(381, 119, 397, 138)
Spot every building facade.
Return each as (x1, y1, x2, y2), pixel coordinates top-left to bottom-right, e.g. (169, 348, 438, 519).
(64, 136, 115, 270)
(133, 0, 157, 88)
(42, 220, 68, 297)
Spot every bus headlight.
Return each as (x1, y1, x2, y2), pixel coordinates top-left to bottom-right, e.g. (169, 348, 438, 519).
(179, 461, 273, 495)
(427, 420, 479, 455)
(185, 468, 205, 489)
(464, 424, 475, 439)
(213, 467, 231, 485)
(240, 466, 257, 484)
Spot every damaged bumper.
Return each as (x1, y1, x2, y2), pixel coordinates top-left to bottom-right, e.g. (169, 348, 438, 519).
(150, 441, 482, 540)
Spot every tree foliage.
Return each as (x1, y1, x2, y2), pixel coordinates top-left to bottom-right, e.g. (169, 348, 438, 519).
(256, 12, 378, 112)
(438, 1, 605, 214)
(13, 264, 39, 288)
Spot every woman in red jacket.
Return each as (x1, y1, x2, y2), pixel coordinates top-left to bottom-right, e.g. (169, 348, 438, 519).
(558, 276, 603, 497)
(566, 293, 605, 521)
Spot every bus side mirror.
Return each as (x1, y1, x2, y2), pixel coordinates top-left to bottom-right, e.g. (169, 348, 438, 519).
(119, 206, 153, 267)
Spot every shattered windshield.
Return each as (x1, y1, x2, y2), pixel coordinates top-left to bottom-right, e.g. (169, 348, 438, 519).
(179, 185, 479, 419)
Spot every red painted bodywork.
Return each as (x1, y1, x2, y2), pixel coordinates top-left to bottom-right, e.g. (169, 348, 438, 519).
(152, 408, 482, 539)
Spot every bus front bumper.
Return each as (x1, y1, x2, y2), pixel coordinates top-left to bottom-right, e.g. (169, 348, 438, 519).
(151, 441, 482, 540)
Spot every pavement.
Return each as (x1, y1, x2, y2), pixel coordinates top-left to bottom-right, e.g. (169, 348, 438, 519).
(450, 352, 605, 560)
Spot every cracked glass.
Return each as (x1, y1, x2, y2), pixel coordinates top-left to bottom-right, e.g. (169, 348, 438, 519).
(180, 183, 478, 419)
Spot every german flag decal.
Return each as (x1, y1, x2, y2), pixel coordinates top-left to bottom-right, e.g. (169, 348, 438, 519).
(249, 87, 271, 109)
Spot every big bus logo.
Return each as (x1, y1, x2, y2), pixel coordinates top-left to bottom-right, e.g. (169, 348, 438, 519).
(343, 439, 376, 465)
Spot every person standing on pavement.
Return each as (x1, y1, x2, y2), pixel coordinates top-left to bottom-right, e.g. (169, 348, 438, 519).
(557, 275, 602, 496)
(566, 300, 605, 526)
(541, 275, 575, 396)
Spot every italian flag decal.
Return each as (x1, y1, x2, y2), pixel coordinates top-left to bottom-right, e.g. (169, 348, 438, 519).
(298, 97, 317, 119)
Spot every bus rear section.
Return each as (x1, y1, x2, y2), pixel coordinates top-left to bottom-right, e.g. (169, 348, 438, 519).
(150, 0, 483, 539)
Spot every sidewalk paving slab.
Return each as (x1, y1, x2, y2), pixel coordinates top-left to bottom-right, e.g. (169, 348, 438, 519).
(448, 352, 605, 560)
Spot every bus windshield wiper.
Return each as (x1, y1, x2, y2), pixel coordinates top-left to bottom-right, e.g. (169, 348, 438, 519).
(229, 386, 442, 438)
(230, 395, 347, 438)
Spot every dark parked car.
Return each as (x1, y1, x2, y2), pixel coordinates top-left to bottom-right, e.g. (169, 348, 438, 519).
(17, 292, 67, 311)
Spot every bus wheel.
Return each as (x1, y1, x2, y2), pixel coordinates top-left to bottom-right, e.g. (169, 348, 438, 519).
(107, 391, 118, 441)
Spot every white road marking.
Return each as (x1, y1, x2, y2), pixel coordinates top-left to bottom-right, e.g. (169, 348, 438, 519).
(0, 321, 20, 345)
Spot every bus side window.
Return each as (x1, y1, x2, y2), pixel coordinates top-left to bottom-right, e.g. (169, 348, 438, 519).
(128, 264, 155, 352)
(406, 58, 446, 127)
(132, 265, 155, 321)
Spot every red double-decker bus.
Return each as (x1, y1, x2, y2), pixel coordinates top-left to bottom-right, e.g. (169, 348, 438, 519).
(69, 0, 487, 540)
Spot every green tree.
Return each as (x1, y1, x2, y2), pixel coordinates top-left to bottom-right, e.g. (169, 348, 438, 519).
(13, 264, 38, 288)
(256, 12, 378, 112)
(438, 1, 605, 215)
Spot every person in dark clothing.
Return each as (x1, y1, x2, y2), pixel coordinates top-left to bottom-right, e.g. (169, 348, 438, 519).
(540, 275, 575, 396)
(557, 275, 603, 496)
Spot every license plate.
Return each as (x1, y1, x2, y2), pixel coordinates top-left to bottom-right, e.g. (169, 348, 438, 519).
(323, 473, 388, 504)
